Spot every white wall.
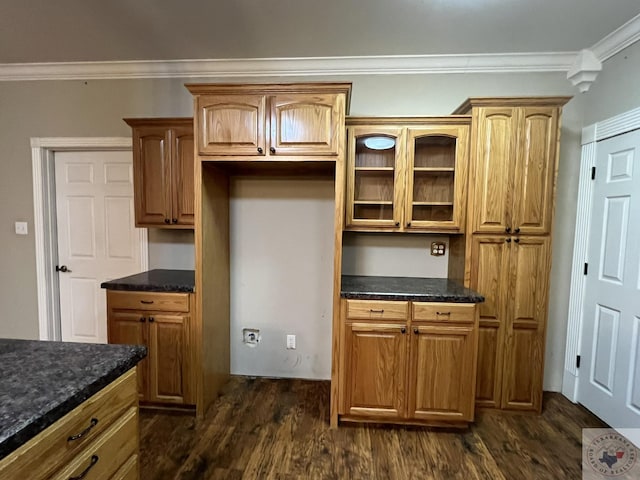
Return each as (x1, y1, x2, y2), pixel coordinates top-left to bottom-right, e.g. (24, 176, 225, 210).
(229, 177, 335, 379)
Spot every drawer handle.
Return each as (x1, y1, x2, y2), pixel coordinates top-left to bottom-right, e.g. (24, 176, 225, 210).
(67, 418, 98, 442)
(69, 455, 99, 480)
(436, 311, 451, 316)
(370, 309, 384, 313)
(140, 300, 154, 304)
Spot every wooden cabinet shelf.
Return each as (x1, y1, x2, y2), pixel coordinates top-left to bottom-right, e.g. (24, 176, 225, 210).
(124, 118, 194, 229)
(346, 118, 470, 232)
(338, 299, 479, 426)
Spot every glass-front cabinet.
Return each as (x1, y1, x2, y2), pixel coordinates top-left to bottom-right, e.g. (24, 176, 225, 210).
(346, 118, 470, 232)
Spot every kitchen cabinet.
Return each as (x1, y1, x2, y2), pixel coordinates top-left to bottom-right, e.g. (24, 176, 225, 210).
(339, 298, 478, 426)
(125, 118, 194, 228)
(0, 369, 139, 480)
(107, 290, 194, 406)
(456, 97, 570, 412)
(189, 84, 350, 158)
(345, 117, 470, 232)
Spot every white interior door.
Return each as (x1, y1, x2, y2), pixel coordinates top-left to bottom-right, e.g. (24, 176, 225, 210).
(55, 150, 145, 343)
(578, 130, 640, 436)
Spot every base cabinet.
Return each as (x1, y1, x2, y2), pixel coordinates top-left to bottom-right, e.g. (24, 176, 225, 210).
(340, 299, 479, 426)
(107, 291, 194, 406)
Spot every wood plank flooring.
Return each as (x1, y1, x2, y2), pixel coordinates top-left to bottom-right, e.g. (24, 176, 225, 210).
(139, 377, 606, 479)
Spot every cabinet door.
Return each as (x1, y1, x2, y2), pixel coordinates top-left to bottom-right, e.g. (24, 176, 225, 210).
(512, 107, 559, 235)
(132, 127, 171, 226)
(196, 94, 266, 156)
(345, 126, 405, 229)
(147, 313, 192, 404)
(501, 236, 550, 411)
(405, 125, 469, 232)
(470, 236, 510, 408)
(108, 311, 148, 401)
(344, 322, 408, 418)
(270, 93, 344, 156)
(171, 125, 195, 226)
(408, 324, 476, 422)
(471, 108, 517, 234)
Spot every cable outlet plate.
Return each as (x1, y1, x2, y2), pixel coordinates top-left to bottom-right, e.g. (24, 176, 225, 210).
(243, 328, 260, 346)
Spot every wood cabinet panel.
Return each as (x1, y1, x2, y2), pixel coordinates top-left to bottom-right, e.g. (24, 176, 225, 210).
(475, 325, 501, 407)
(148, 313, 192, 404)
(346, 299, 409, 321)
(126, 118, 194, 228)
(408, 325, 476, 421)
(471, 108, 517, 234)
(107, 291, 194, 407)
(110, 455, 138, 480)
(197, 94, 266, 156)
(344, 323, 408, 418)
(512, 107, 559, 234)
(270, 93, 342, 156)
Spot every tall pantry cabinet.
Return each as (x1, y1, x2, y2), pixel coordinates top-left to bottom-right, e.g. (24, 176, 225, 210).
(455, 97, 571, 412)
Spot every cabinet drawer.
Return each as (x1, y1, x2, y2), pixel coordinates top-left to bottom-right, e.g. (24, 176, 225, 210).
(412, 302, 476, 323)
(0, 369, 137, 480)
(50, 407, 138, 480)
(346, 300, 409, 320)
(109, 454, 138, 480)
(108, 291, 190, 312)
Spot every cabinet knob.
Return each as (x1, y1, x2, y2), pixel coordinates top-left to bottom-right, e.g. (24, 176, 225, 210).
(505, 227, 511, 233)
(139, 317, 145, 322)
(172, 218, 178, 224)
(406, 222, 411, 227)
(401, 327, 406, 334)
(257, 147, 263, 154)
(506, 238, 512, 243)
(164, 218, 170, 224)
(514, 238, 520, 243)
(395, 222, 400, 227)
(148, 317, 155, 323)
(514, 227, 520, 233)
(414, 328, 419, 334)
(270, 147, 276, 154)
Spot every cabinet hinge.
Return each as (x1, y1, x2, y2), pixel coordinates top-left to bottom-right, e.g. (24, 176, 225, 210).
(591, 166, 596, 180)
(576, 355, 581, 369)
(584, 263, 589, 275)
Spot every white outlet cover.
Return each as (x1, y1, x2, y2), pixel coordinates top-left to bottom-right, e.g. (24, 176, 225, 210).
(286, 334, 296, 349)
(15, 222, 28, 235)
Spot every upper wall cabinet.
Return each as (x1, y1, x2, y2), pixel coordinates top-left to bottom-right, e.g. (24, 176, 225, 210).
(124, 118, 194, 228)
(187, 84, 351, 159)
(454, 99, 567, 235)
(345, 117, 470, 233)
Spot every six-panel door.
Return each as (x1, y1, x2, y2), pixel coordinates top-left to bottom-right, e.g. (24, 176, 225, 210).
(343, 322, 408, 418)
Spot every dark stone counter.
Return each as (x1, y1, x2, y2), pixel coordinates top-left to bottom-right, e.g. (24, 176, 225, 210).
(0, 339, 146, 460)
(101, 269, 195, 293)
(341, 275, 484, 303)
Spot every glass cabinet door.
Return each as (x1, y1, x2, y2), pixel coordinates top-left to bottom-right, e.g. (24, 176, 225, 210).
(346, 127, 404, 228)
(405, 126, 469, 231)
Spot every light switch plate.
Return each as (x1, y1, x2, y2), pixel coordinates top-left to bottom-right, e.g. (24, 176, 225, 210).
(430, 242, 446, 256)
(15, 221, 28, 235)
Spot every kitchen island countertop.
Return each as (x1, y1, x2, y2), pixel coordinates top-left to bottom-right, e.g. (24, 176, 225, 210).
(0, 339, 146, 460)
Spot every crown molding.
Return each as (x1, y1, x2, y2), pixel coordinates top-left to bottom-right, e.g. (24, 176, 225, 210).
(0, 52, 576, 81)
(591, 13, 640, 62)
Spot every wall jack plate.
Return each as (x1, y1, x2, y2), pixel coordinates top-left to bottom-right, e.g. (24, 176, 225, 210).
(430, 242, 446, 256)
(243, 328, 260, 346)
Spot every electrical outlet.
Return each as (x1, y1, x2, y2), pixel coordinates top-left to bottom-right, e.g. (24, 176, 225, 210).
(430, 242, 446, 256)
(286, 334, 296, 349)
(243, 328, 260, 347)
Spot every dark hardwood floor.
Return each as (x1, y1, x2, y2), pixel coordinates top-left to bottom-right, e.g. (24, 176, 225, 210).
(139, 377, 606, 479)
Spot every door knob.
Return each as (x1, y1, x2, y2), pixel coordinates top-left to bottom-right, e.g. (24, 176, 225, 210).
(56, 265, 72, 273)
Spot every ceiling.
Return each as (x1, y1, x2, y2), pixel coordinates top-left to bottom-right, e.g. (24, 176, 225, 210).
(1, 0, 639, 64)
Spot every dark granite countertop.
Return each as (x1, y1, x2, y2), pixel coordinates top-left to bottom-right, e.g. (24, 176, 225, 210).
(0, 339, 146, 461)
(101, 269, 195, 293)
(341, 275, 484, 303)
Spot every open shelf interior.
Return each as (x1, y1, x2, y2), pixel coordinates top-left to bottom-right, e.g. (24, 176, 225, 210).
(413, 136, 456, 169)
